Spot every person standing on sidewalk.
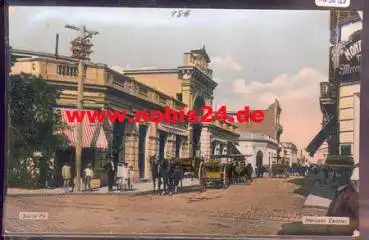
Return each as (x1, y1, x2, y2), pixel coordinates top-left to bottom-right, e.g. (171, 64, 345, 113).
(128, 165, 134, 190)
(198, 160, 207, 193)
(83, 163, 94, 191)
(104, 160, 115, 192)
(116, 162, 124, 191)
(121, 163, 130, 190)
(62, 162, 71, 193)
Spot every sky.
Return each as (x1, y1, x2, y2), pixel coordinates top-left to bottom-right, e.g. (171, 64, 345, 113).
(9, 6, 333, 157)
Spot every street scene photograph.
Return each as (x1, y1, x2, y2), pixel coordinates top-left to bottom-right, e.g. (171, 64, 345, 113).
(4, 7, 361, 237)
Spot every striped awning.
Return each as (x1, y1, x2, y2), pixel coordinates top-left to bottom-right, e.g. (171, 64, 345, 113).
(56, 108, 111, 149)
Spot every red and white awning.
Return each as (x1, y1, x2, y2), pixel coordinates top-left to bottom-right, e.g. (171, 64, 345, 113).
(56, 108, 112, 149)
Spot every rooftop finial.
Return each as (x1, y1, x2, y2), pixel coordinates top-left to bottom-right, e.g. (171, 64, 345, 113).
(202, 45, 206, 50)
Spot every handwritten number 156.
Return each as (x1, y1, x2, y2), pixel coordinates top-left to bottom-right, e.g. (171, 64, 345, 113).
(171, 10, 191, 18)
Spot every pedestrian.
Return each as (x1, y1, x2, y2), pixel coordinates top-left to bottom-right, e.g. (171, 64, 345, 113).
(116, 162, 124, 191)
(83, 163, 94, 191)
(198, 160, 207, 193)
(128, 165, 134, 190)
(312, 168, 324, 187)
(122, 162, 130, 190)
(61, 162, 71, 193)
(104, 160, 115, 192)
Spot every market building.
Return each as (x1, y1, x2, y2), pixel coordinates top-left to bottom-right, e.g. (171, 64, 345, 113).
(10, 46, 240, 184)
(306, 10, 361, 165)
(234, 100, 283, 169)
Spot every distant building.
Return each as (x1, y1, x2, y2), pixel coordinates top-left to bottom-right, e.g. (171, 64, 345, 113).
(237, 132, 279, 169)
(281, 142, 298, 167)
(234, 100, 283, 169)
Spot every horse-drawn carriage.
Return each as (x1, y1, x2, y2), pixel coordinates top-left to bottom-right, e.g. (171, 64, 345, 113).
(175, 156, 232, 189)
(203, 159, 226, 188)
(149, 154, 252, 195)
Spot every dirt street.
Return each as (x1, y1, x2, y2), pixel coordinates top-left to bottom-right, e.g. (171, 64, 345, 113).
(4, 177, 325, 236)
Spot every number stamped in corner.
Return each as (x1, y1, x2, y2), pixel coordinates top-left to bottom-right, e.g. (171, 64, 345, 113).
(19, 212, 49, 220)
(315, 0, 350, 8)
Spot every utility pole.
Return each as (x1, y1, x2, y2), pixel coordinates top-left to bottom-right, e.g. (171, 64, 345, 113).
(65, 24, 98, 192)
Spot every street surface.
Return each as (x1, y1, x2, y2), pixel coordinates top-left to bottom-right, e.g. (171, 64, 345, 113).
(4, 177, 326, 235)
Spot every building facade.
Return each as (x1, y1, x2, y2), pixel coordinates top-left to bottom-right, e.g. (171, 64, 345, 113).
(339, 83, 360, 163)
(280, 142, 298, 167)
(306, 10, 362, 164)
(237, 133, 279, 169)
(234, 100, 283, 169)
(11, 47, 240, 182)
(123, 47, 240, 160)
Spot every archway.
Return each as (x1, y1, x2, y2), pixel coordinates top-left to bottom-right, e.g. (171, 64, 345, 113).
(256, 151, 264, 178)
(192, 96, 206, 157)
(256, 151, 263, 166)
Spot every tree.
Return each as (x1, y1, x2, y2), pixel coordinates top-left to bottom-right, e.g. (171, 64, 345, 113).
(9, 73, 68, 187)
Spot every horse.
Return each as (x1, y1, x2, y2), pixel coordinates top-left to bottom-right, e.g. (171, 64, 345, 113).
(166, 159, 184, 195)
(149, 155, 169, 195)
(233, 163, 244, 183)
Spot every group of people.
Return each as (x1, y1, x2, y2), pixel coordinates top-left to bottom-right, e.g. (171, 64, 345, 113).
(61, 162, 94, 192)
(310, 165, 343, 187)
(61, 160, 134, 193)
(103, 160, 133, 192)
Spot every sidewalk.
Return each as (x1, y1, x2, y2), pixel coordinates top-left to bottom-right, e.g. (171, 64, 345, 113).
(304, 184, 336, 208)
(6, 178, 200, 196)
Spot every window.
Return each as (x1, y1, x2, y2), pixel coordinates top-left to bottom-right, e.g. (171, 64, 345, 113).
(176, 93, 183, 102)
(340, 144, 352, 156)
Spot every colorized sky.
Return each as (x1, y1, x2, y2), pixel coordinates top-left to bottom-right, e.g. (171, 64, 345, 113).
(9, 7, 333, 157)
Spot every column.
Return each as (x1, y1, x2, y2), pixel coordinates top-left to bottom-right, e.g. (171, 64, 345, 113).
(200, 126, 211, 159)
(187, 125, 193, 158)
(145, 123, 158, 179)
(124, 123, 139, 180)
(142, 123, 152, 179)
(181, 136, 190, 159)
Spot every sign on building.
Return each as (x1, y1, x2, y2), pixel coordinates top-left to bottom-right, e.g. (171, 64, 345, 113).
(330, 29, 361, 83)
